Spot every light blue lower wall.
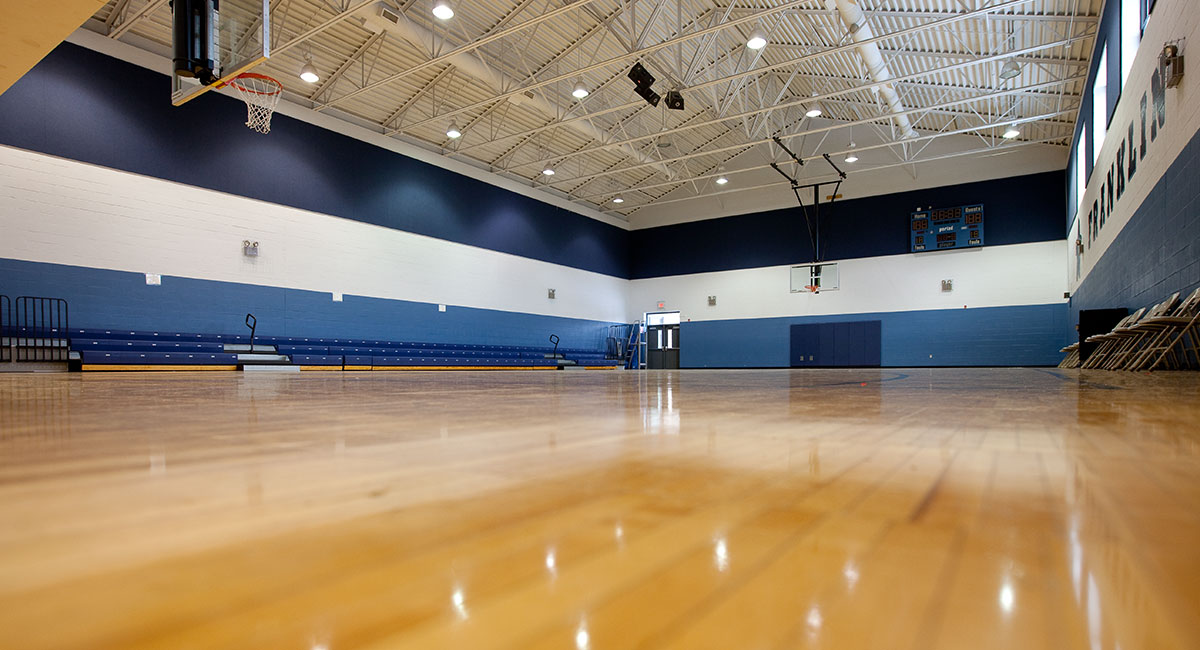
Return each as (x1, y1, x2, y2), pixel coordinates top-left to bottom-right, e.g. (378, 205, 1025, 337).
(681, 303, 1069, 367)
(0, 258, 615, 349)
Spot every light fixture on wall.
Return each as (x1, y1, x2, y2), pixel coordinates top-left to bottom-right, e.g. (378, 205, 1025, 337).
(571, 79, 590, 99)
(746, 28, 767, 50)
(432, 0, 454, 20)
(446, 121, 462, 139)
(715, 166, 729, 185)
(844, 142, 858, 163)
(1002, 124, 1021, 139)
(998, 58, 1022, 80)
(299, 56, 319, 83)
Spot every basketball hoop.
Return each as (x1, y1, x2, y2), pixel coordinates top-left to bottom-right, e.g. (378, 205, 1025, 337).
(227, 73, 283, 134)
(805, 285, 820, 294)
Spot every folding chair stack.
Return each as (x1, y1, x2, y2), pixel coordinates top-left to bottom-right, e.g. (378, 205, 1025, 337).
(1101, 292, 1180, 370)
(1133, 286, 1200, 371)
(1058, 343, 1080, 368)
(1062, 287, 1200, 372)
(1080, 308, 1145, 369)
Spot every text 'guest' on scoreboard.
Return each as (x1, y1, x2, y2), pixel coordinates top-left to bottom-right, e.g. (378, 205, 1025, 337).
(910, 204, 984, 252)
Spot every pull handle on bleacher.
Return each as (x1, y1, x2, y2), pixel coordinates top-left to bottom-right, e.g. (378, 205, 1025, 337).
(245, 314, 257, 351)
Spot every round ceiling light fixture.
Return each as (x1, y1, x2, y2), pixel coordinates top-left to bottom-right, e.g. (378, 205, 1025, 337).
(446, 121, 462, 139)
(746, 28, 767, 51)
(572, 80, 590, 99)
(432, 0, 454, 20)
(299, 58, 319, 83)
(999, 58, 1022, 80)
(844, 142, 859, 163)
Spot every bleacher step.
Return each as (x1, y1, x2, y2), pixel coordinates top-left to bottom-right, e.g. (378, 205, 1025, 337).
(237, 353, 290, 364)
(0, 362, 70, 373)
(225, 344, 277, 353)
(242, 365, 300, 373)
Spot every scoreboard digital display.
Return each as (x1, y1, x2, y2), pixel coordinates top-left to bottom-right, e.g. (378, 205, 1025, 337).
(910, 204, 984, 252)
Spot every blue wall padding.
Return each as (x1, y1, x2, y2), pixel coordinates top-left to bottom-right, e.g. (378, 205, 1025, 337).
(681, 303, 1069, 367)
(1069, 127, 1200, 336)
(0, 258, 613, 350)
(0, 43, 630, 278)
(630, 171, 1065, 279)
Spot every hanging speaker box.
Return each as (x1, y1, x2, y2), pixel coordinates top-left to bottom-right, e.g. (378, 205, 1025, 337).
(628, 62, 655, 88)
(664, 90, 684, 110)
(636, 85, 661, 107)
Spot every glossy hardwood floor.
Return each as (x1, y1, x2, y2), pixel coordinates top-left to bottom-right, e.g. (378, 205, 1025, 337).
(1, 368, 1198, 649)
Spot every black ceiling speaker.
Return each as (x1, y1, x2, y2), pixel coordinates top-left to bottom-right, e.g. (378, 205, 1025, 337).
(664, 90, 684, 110)
(628, 62, 655, 88)
(635, 84, 661, 107)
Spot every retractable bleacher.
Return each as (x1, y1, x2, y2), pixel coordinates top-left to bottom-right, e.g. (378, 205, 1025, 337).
(70, 328, 618, 371)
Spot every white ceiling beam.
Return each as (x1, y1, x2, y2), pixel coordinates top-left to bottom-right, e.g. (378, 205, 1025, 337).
(427, 0, 1060, 157)
(603, 135, 1067, 214)
(547, 106, 1074, 189)
(520, 35, 1087, 172)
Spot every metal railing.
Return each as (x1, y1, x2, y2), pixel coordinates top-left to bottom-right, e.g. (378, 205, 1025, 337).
(13, 296, 69, 362)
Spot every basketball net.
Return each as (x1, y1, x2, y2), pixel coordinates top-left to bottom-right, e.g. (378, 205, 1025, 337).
(228, 73, 283, 134)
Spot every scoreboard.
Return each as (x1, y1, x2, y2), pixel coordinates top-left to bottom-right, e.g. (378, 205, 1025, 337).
(910, 204, 984, 252)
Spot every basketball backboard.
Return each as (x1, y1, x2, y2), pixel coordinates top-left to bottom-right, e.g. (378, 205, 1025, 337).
(171, 0, 270, 106)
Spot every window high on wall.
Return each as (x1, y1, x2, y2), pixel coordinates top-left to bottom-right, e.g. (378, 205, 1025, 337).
(1122, 0, 1141, 87)
(1092, 46, 1108, 166)
(1075, 140, 1087, 214)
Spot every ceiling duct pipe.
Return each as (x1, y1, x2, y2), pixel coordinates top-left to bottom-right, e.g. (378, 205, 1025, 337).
(827, 0, 918, 140)
(361, 3, 675, 179)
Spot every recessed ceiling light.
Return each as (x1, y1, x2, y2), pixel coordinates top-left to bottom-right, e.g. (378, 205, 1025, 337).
(746, 28, 767, 51)
(542, 167, 555, 176)
(572, 80, 589, 99)
(446, 121, 462, 139)
(432, 0, 454, 20)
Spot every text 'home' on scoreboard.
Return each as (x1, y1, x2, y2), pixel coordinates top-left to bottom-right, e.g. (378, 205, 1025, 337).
(910, 204, 984, 253)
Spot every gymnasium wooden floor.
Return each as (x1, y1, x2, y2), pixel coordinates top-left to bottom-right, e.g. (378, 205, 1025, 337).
(1, 368, 1198, 649)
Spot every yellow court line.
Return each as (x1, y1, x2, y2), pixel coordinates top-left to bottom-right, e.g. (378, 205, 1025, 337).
(298, 366, 344, 371)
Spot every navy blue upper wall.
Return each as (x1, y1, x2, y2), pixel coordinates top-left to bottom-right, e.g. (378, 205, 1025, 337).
(630, 170, 1065, 279)
(0, 43, 630, 278)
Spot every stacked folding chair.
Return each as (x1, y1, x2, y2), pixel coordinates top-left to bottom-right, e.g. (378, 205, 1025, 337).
(1080, 308, 1145, 369)
(1101, 293, 1181, 370)
(1129, 286, 1200, 371)
(1058, 343, 1080, 368)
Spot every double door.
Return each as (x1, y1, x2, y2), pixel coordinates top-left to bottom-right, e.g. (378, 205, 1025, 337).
(647, 324, 680, 369)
